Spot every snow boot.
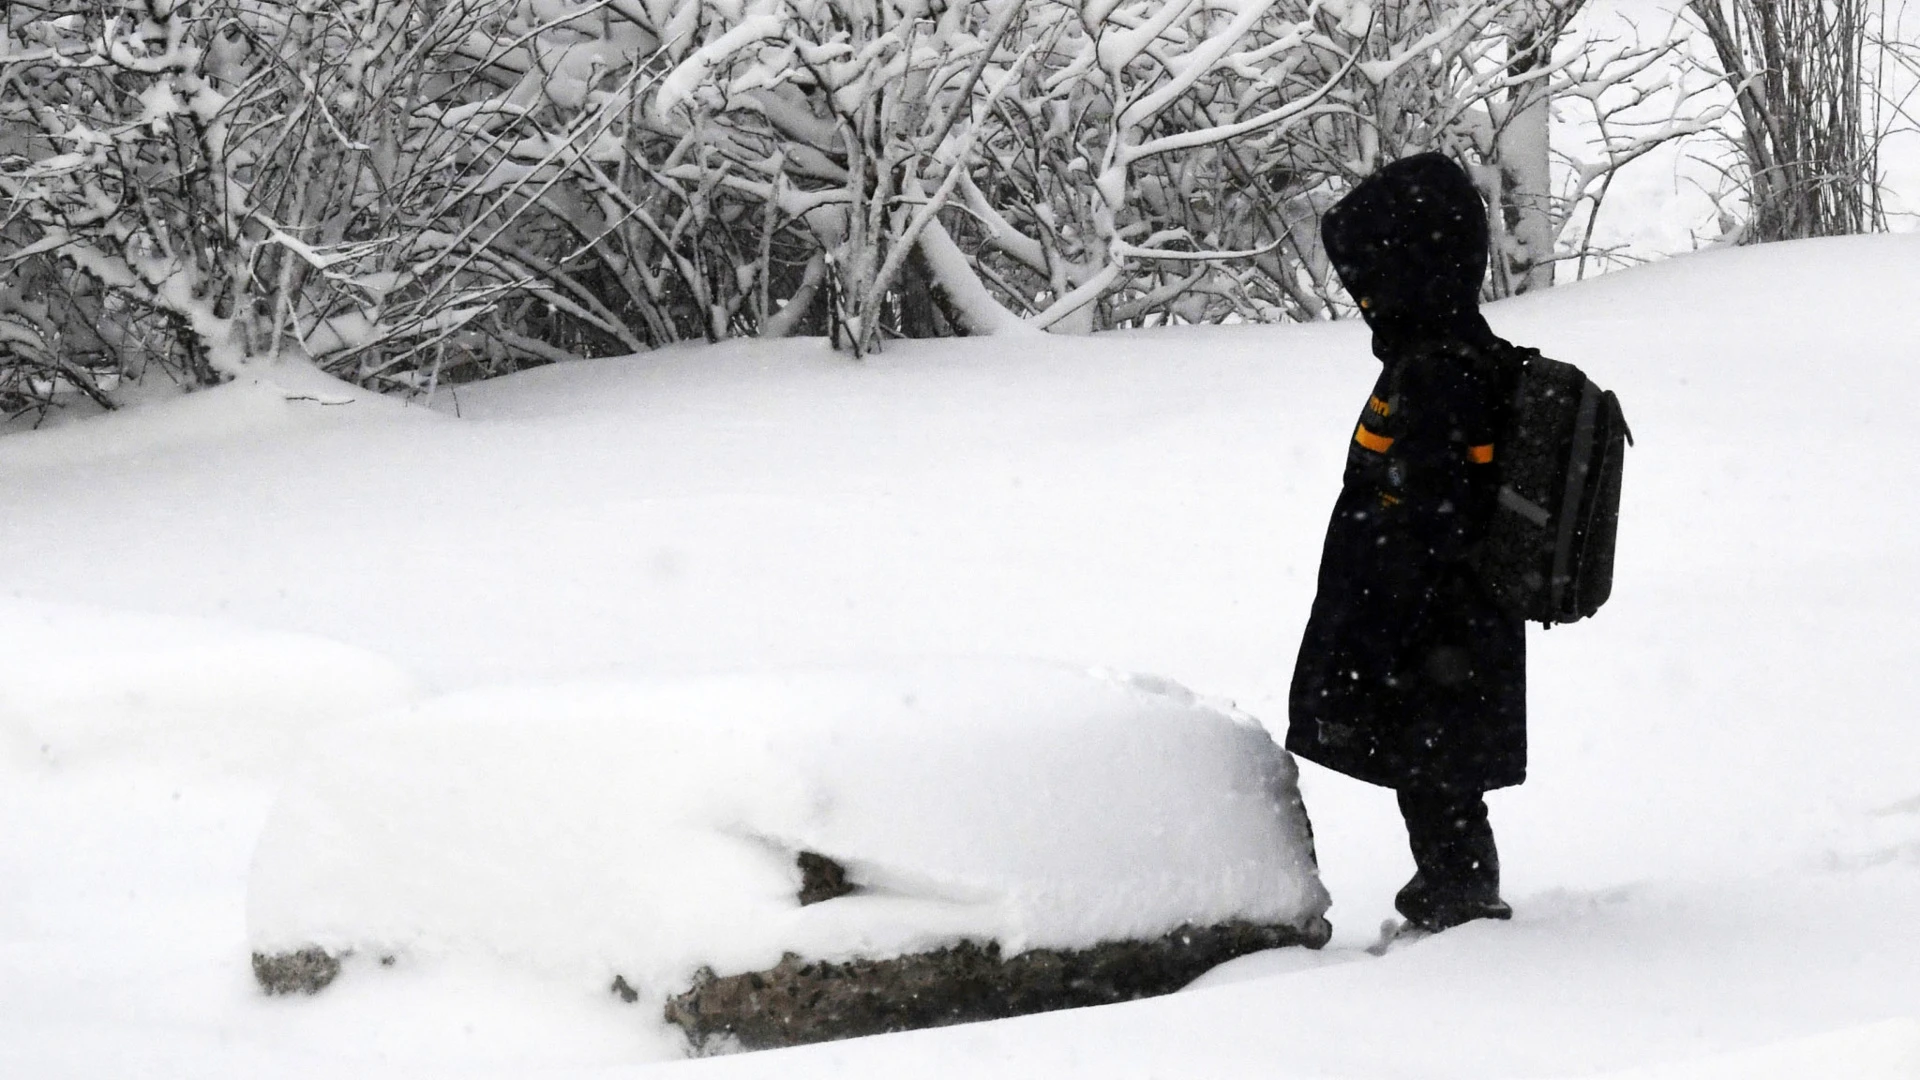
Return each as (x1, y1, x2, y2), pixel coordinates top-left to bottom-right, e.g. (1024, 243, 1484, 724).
(1394, 787, 1512, 933)
(1394, 873, 1513, 933)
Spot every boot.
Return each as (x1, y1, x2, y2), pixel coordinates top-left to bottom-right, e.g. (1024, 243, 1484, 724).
(1395, 788, 1513, 932)
(1394, 873, 1512, 932)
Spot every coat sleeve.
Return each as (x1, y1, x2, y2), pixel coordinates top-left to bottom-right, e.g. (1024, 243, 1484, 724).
(1384, 350, 1503, 566)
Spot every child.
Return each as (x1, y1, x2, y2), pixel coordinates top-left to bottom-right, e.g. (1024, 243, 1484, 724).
(1287, 152, 1526, 933)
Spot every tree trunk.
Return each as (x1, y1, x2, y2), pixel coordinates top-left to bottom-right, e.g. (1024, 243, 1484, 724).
(1497, 27, 1557, 294)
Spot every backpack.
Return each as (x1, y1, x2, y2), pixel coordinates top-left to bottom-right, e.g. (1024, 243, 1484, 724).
(1472, 348, 1632, 625)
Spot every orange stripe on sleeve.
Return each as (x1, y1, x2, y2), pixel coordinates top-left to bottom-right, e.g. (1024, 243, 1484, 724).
(1355, 424, 1395, 453)
(1468, 443, 1494, 464)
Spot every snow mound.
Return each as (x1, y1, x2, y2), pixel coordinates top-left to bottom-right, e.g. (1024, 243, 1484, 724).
(0, 363, 414, 471)
(0, 598, 420, 775)
(247, 659, 1328, 995)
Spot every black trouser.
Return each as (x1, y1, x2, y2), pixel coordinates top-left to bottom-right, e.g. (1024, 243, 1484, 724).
(1395, 787, 1500, 913)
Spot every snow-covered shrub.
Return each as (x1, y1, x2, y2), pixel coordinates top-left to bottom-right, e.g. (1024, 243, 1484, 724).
(0, 0, 1742, 401)
(2, 0, 253, 408)
(647, 0, 1383, 342)
(651, 0, 1736, 342)
(0, 0, 683, 404)
(641, 0, 1036, 353)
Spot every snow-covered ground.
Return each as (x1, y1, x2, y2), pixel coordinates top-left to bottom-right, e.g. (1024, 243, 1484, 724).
(4, 234, 1920, 1078)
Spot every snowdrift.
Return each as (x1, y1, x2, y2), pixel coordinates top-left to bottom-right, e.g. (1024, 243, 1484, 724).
(247, 660, 1329, 1004)
(0, 597, 418, 775)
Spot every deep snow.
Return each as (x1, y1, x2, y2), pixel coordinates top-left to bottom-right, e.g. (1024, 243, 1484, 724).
(3, 234, 1920, 1078)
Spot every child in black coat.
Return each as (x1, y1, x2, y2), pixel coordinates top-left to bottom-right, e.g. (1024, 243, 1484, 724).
(1287, 152, 1528, 933)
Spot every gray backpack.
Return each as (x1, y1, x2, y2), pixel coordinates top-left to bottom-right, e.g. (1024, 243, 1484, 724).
(1473, 348, 1632, 625)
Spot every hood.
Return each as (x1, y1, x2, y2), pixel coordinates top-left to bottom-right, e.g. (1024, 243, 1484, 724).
(1320, 152, 1492, 352)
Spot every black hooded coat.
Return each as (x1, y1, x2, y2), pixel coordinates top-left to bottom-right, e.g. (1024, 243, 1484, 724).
(1285, 153, 1528, 793)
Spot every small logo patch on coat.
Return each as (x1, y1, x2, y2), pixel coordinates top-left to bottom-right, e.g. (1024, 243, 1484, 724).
(1318, 719, 1360, 747)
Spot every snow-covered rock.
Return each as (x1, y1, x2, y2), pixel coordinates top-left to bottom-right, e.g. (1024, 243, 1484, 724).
(246, 659, 1329, 1016)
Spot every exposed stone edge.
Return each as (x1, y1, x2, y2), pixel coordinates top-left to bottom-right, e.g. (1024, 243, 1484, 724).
(252, 947, 341, 995)
(660, 915, 1333, 1052)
